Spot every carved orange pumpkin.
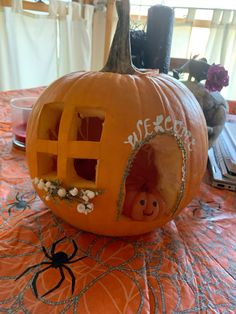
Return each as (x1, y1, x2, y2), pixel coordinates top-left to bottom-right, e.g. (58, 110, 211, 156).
(26, 0, 208, 236)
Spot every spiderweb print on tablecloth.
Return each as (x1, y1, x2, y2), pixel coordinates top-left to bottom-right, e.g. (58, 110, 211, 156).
(0, 188, 236, 313)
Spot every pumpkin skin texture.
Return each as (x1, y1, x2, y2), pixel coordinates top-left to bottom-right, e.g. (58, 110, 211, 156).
(26, 71, 208, 236)
(26, 0, 208, 236)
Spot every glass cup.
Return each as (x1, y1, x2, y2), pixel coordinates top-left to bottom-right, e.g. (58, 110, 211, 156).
(10, 97, 38, 150)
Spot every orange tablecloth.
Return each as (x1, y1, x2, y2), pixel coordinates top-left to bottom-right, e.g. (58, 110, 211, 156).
(0, 88, 236, 313)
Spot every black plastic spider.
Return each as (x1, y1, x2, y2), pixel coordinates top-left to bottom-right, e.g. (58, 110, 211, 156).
(7, 191, 36, 215)
(15, 237, 87, 298)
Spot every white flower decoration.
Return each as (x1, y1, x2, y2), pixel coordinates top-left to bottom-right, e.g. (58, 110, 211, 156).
(77, 203, 94, 215)
(33, 177, 100, 215)
(33, 177, 39, 185)
(86, 203, 94, 210)
(37, 181, 45, 190)
(45, 181, 51, 188)
(69, 187, 78, 196)
(85, 190, 95, 199)
(57, 188, 67, 198)
(77, 203, 86, 213)
(82, 195, 89, 202)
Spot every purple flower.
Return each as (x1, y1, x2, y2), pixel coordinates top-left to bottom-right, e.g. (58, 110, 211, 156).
(205, 64, 229, 92)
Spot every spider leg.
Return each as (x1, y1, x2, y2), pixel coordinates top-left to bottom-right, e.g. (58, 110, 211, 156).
(51, 237, 67, 255)
(62, 265, 76, 294)
(15, 262, 51, 280)
(22, 191, 37, 203)
(67, 239, 78, 260)
(7, 205, 15, 216)
(29, 191, 37, 203)
(188, 204, 200, 210)
(205, 200, 217, 205)
(32, 265, 52, 298)
(66, 255, 87, 264)
(41, 266, 65, 298)
(192, 207, 200, 215)
(7, 202, 16, 206)
(15, 192, 20, 201)
(42, 246, 53, 260)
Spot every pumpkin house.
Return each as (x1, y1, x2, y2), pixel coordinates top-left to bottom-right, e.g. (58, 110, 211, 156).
(26, 0, 208, 236)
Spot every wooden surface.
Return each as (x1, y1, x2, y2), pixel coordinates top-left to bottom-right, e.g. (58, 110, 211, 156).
(0, 0, 93, 12)
(103, 0, 116, 64)
(0, 0, 49, 12)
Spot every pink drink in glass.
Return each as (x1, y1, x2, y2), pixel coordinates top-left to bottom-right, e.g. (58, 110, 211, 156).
(10, 97, 37, 150)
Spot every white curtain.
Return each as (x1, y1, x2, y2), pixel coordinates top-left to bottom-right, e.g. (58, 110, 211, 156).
(205, 10, 236, 100)
(55, 1, 94, 76)
(91, 1, 117, 71)
(171, 8, 196, 58)
(0, 0, 94, 91)
(91, 7, 106, 71)
(0, 1, 57, 91)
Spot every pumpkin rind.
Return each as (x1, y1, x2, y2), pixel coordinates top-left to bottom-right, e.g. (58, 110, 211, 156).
(26, 71, 208, 236)
(26, 0, 208, 236)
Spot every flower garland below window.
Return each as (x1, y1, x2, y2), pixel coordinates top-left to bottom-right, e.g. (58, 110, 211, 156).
(32, 177, 102, 215)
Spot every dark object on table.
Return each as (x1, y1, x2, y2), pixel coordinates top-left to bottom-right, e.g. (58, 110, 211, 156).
(183, 81, 228, 147)
(173, 57, 210, 82)
(15, 237, 87, 298)
(7, 191, 36, 215)
(144, 5, 174, 73)
(172, 57, 229, 147)
(130, 29, 146, 68)
(172, 57, 229, 92)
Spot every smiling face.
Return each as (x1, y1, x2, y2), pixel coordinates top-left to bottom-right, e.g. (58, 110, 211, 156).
(122, 142, 165, 221)
(128, 191, 164, 221)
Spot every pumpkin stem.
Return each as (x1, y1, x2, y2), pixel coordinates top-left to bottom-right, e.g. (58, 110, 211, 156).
(102, 0, 135, 74)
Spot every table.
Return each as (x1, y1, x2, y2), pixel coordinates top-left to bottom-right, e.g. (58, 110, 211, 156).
(0, 88, 236, 313)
